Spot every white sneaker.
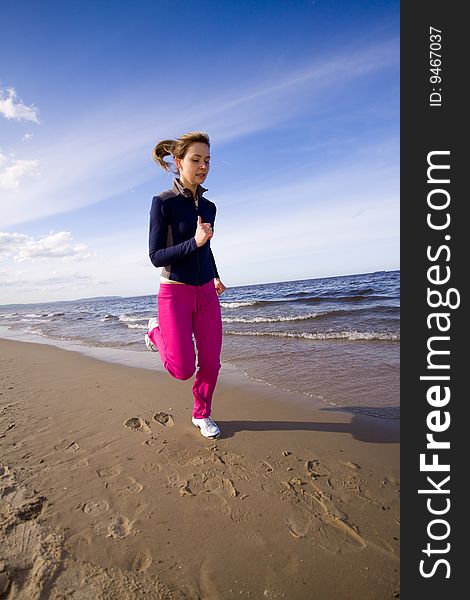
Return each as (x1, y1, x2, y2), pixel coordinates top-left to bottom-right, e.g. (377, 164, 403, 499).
(145, 333, 157, 352)
(192, 416, 220, 439)
(145, 317, 159, 352)
(148, 317, 158, 331)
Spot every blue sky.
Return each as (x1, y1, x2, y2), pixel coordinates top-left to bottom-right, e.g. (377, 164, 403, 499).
(0, 0, 399, 304)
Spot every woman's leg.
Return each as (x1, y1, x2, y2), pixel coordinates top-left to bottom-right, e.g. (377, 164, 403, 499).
(192, 281, 223, 418)
(148, 284, 196, 380)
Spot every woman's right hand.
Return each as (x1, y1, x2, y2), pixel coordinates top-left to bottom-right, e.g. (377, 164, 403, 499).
(194, 215, 213, 247)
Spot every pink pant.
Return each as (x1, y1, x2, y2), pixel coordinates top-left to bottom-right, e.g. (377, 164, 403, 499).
(148, 280, 222, 419)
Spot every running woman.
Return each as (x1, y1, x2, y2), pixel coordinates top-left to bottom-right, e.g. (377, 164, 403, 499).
(146, 131, 226, 439)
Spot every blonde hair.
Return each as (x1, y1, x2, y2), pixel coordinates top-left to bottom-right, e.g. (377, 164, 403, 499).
(153, 131, 210, 173)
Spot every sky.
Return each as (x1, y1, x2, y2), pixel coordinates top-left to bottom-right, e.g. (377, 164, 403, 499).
(0, 0, 399, 305)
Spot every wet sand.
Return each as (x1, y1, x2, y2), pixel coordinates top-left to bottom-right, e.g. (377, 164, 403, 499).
(0, 338, 399, 599)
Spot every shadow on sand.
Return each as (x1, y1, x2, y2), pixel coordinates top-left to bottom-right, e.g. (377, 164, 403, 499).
(217, 407, 399, 444)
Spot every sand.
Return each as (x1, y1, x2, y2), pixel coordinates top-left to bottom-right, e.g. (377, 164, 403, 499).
(0, 338, 400, 599)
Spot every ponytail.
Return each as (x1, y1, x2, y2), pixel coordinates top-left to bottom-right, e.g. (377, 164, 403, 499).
(152, 131, 210, 173)
(152, 139, 176, 172)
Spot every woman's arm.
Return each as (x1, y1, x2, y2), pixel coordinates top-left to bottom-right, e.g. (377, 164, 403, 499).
(209, 248, 219, 279)
(148, 196, 198, 267)
(208, 218, 226, 295)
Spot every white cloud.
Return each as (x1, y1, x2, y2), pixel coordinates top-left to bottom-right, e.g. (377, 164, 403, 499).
(207, 154, 399, 284)
(0, 37, 398, 227)
(0, 269, 96, 299)
(0, 136, 399, 302)
(0, 87, 40, 123)
(0, 232, 29, 257)
(22, 133, 34, 142)
(0, 231, 94, 262)
(40, 272, 94, 285)
(0, 270, 27, 286)
(0, 154, 40, 190)
(37, 272, 95, 290)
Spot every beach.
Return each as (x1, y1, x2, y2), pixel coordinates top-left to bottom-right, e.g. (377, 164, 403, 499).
(0, 338, 399, 599)
(0, 271, 400, 420)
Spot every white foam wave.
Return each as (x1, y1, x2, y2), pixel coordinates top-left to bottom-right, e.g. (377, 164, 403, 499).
(118, 314, 146, 323)
(222, 312, 324, 324)
(100, 314, 118, 322)
(25, 326, 45, 336)
(224, 330, 400, 341)
(220, 301, 258, 309)
(20, 318, 52, 323)
(126, 323, 147, 330)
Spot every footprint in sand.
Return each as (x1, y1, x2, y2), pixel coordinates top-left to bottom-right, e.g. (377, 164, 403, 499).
(259, 460, 274, 479)
(263, 585, 287, 599)
(13, 496, 48, 523)
(239, 529, 265, 546)
(143, 437, 158, 447)
(65, 441, 80, 453)
(104, 474, 143, 496)
(204, 475, 238, 498)
(188, 456, 208, 468)
(339, 460, 361, 470)
(179, 482, 195, 496)
(0, 464, 16, 496)
(71, 457, 94, 471)
(53, 439, 81, 453)
(227, 505, 251, 523)
(1, 518, 65, 597)
(106, 514, 132, 539)
(214, 451, 252, 481)
(78, 500, 109, 515)
(153, 412, 174, 427)
(123, 417, 152, 434)
(96, 465, 121, 479)
(166, 472, 180, 487)
(305, 459, 323, 479)
(285, 507, 311, 539)
(178, 473, 206, 496)
(132, 550, 153, 572)
(141, 461, 158, 474)
(258, 477, 284, 495)
(284, 474, 369, 550)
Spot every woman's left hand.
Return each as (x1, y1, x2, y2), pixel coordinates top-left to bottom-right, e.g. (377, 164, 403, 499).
(214, 278, 227, 295)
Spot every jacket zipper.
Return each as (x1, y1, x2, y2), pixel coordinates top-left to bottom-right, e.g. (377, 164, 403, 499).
(195, 202, 200, 286)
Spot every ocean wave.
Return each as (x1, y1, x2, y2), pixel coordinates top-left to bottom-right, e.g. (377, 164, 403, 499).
(224, 330, 400, 341)
(25, 326, 46, 336)
(220, 295, 398, 309)
(314, 305, 400, 318)
(296, 294, 398, 304)
(220, 301, 258, 309)
(19, 318, 53, 323)
(284, 286, 375, 298)
(222, 312, 326, 324)
(118, 314, 146, 323)
(100, 314, 148, 329)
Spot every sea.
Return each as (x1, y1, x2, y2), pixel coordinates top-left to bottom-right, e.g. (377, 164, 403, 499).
(0, 270, 400, 419)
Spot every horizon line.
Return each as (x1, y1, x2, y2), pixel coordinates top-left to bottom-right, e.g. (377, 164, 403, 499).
(0, 268, 400, 308)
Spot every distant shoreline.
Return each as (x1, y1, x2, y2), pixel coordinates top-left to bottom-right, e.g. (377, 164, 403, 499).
(0, 269, 399, 307)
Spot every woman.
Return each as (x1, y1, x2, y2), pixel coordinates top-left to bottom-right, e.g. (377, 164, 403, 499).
(146, 131, 226, 439)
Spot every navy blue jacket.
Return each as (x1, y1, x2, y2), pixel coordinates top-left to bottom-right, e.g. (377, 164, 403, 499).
(149, 178, 219, 285)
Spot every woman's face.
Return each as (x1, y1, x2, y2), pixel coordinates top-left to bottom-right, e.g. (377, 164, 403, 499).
(176, 142, 210, 187)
